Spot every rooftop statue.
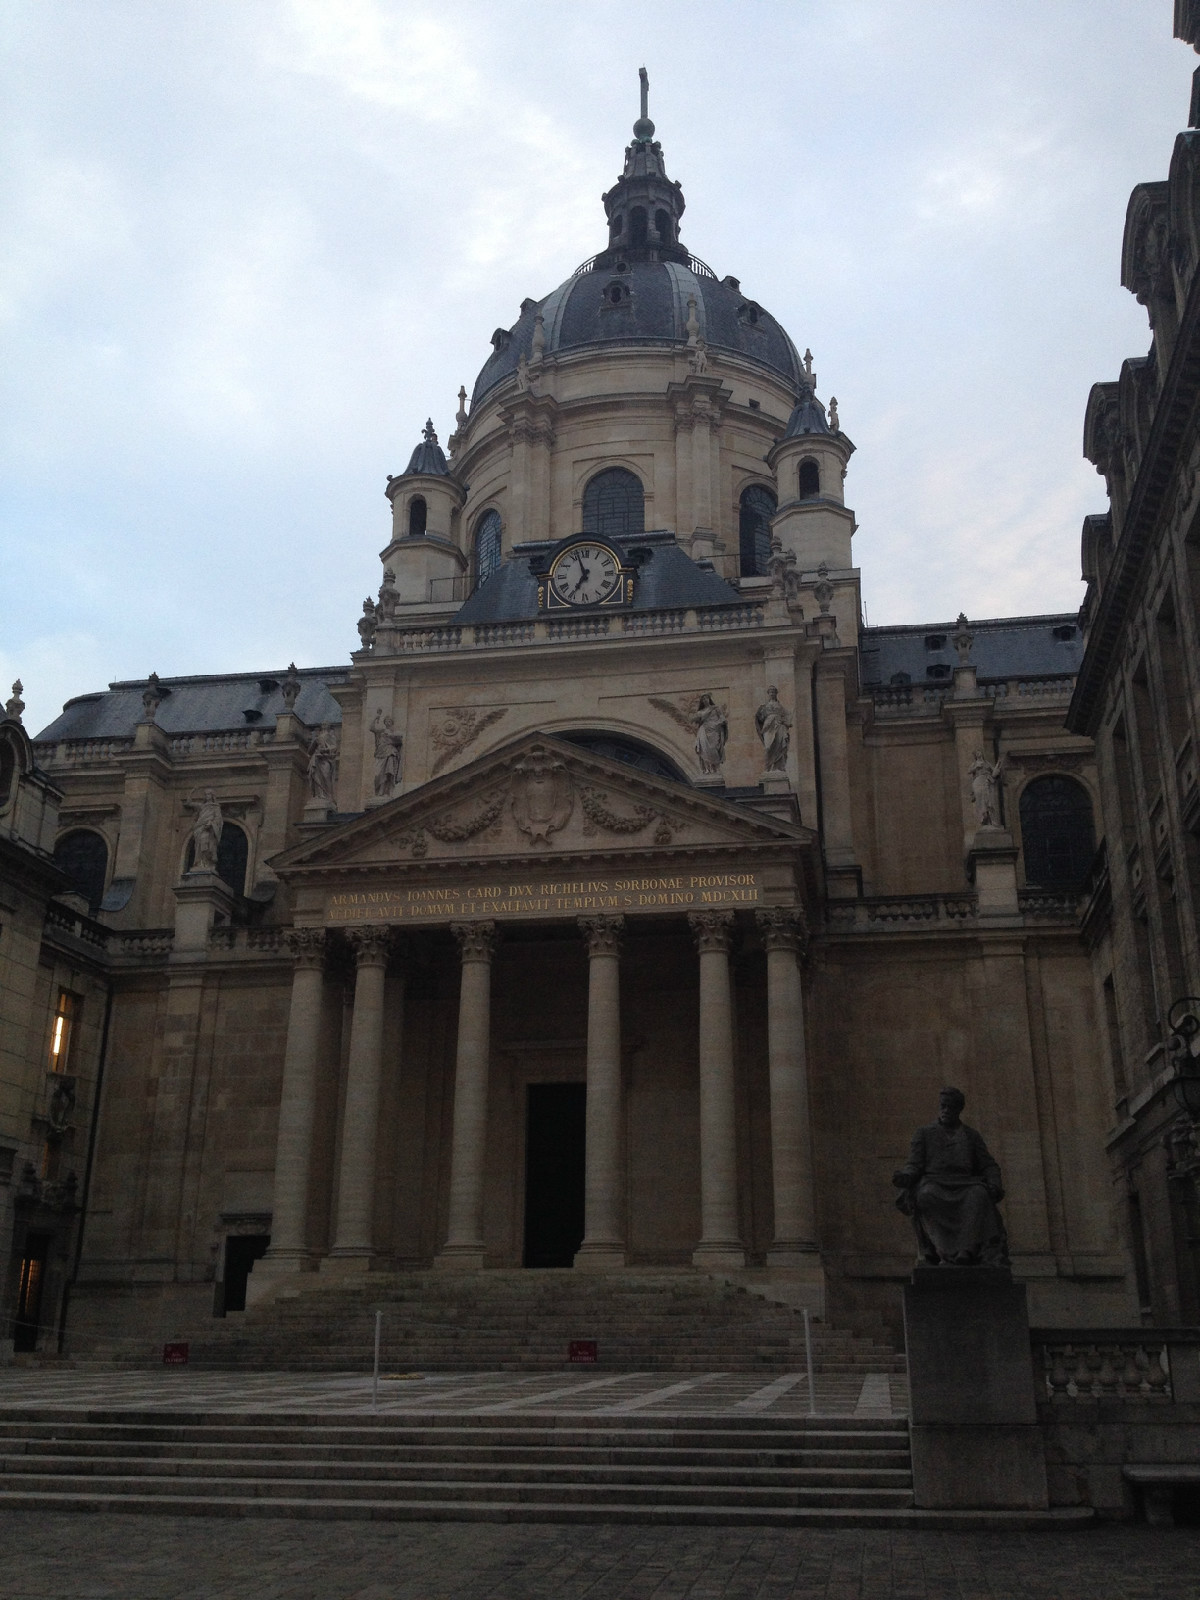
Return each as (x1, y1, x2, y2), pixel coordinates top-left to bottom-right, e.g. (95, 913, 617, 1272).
(893, 1087, 1010, 1267)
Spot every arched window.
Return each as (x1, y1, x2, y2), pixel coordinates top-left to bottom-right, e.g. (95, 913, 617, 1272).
(408, 496, 427, 537)
(53, 830, 109, 914)
(582, 469, 644, 540)
(474, 509, 502, 588)
(609, 212, 623, 241)
(185, 820, 248, 897)
(655, 208, 671, 243)
(738, 484, 777, 576)
(630, 207, 648, 247)
(1019, 776, 1096, 890)
(554, 731, 685, 782)
(798, 459, 820, 499)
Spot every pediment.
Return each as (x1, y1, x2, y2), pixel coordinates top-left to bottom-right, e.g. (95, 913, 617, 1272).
(272, 732, 810, 879)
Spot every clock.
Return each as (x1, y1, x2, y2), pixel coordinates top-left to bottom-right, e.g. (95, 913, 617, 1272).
(548, 542, 624, 607)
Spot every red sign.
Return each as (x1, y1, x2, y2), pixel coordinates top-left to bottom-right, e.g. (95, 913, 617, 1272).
(568, 1340, 597, 1364)
(162, 1341, 189, 1365)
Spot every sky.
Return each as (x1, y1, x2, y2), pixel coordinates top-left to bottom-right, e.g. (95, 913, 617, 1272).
(0, 1, 1192, 738)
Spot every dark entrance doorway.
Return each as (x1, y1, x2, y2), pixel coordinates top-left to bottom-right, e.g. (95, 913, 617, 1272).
(13, 1233, 50, 1352)
(221, 1234, 270, 1314)
(524, 1083, 586, 1267)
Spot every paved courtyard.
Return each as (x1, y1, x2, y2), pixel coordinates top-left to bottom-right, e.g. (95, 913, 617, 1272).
(0, 1512, 1194, 1599)
(0, 1364, 905, 1417)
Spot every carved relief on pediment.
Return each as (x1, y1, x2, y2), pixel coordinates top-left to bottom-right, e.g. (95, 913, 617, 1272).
(509, 749, 574, 843)
(430, 706, 509, 775)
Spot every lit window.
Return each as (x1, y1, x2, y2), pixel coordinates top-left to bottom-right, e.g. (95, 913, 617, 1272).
(48, 991, 76, 1074)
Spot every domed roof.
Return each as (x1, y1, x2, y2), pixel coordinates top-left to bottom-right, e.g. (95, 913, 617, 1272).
(472, 262, 804, 404)
(471, 75, 804, 406)
(398, 420, 450, 478)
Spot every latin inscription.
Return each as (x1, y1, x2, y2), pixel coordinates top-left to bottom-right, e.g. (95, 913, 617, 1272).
(326, 872, 760, 925)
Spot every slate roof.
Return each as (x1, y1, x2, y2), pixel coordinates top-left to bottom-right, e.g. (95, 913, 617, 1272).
(453, 531, 745, 625)
(399, 423, 451, 478)
(859, 615, 1084, 688)
(783, 391, 830, 437)
(472, 260, 804, 405)
(35, 668, 349, 743)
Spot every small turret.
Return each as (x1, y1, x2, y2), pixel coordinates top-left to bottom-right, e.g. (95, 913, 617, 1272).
(382, 420, 467, 605)
(767, 354, 856, 570)
(596, 69, 689, 268)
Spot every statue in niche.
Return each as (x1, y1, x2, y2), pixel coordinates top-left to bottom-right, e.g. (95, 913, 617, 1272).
(968, 750, 1006, 828)
(893, 1087, 1010, 1267)
(755, 686, 792, 771)
(307, 725, 340, 806)
(371, 709, 404, 798)
(190, 790, 223, 872)
(690, 694, 727, 775)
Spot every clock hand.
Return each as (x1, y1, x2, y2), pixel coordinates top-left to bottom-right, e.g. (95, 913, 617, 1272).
(570, 566, 591, 595)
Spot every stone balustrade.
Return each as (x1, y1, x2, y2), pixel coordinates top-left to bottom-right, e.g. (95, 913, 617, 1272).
(1031, 1329, 1200, 1402)
(826, 894, 978, 932)
(872, 676, 1077, 717)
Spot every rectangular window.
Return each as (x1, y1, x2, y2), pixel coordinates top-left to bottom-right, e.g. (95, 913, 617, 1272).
(47, 991, 76, 1074)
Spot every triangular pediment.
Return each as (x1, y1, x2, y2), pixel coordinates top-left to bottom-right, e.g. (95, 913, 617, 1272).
(272, 733, 810, 880)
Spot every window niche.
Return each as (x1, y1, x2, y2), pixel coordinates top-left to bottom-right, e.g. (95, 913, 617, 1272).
(738, 484, 776, 577)
(408, 496, 427, 537)
(581, 469, 644, 540)
(184, 820, 248, 898)
(473, 509, 502, 589)
(798, 459, 820, 499)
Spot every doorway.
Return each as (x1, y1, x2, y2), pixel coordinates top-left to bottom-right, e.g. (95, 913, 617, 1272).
(13, 1233, 50, 1352)
(523, 1083, 586, 1267)
(221, 1234, 270, 1313)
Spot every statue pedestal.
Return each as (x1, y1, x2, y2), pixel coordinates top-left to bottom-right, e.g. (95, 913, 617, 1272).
(173, 871, 235, 952)
(904, 1267, 1047, 1509)
(966, 828, 1019, 917)
(759, 770, 790, 794)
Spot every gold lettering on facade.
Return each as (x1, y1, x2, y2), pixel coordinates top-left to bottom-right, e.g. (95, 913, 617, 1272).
(325, 871, 763, 925)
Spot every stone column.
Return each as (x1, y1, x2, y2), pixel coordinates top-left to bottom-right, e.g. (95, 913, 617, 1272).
(688, 910, 746, 1268)
(575, 915, 626, 1270)
(260, 930, 328, 1278)
(756, 908, 820, 1266)
(436, 921, 499, 1270)
(326, 926, 393, 1267)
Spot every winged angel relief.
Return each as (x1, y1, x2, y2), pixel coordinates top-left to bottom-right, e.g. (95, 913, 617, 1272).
(649, 694, 728, 775)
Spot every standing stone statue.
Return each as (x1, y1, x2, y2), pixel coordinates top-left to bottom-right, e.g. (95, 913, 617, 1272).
(307, 725, 340, 805)
(690, 694, 727, 775)
(755, 686, 792, 772)
(893, 1087, 1010, 1266)
(968, 751, 1006, 828)
(371, 709, 403, 798)
(191, 790, 223, 872)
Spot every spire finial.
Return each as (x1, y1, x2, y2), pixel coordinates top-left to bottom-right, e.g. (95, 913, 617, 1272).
(422, 418, 437, 444)
(634, 66, 654, 140)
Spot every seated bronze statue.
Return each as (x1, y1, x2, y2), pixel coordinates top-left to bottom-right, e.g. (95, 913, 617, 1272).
(893, 1087, 1010, 1266)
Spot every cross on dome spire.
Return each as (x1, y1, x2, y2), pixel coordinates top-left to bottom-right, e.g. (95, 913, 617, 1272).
(634, 66, 654, 141)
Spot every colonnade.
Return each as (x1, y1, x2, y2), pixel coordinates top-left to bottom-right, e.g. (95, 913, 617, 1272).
(263, 906, 818, 1276)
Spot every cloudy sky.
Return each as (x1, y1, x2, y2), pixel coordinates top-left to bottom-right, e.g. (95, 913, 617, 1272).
(1, 1, 1190, 737)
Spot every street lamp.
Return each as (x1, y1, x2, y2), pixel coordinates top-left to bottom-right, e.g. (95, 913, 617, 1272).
(1167, 997, 1200, 1118)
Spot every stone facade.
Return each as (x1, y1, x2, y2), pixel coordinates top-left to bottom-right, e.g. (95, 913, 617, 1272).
(1067, 8, 1200, 1327)
(6, 88, 1138, 1355)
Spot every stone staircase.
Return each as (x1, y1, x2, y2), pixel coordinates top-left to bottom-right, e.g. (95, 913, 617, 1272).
(87, 1270, 907, 1380)
(0, 1408, 919, 1525)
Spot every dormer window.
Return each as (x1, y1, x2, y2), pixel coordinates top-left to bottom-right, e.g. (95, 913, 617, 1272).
(738, 301, 762, 327)
(926, 664, 951, 681)
(924, 634, 947, 651)
(490, 328, 511, 354)
(1052, 623, 1076, 642)
(603, 280, 632, 308)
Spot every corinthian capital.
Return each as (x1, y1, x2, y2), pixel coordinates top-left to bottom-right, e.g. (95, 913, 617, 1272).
(347, 926, 394, 967)
(451, 919, 499, 963)
(687, 909, 735, 953)
(578, 914, 624, 958)
(754, 906, 809, 956)
(284, 928, 328, 969)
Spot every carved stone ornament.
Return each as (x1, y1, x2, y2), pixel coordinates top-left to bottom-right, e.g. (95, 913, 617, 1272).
(1006, 752, 1087, 775)
(189, 789, 223, 872)
(284, 928, 328, 968)
(280, 663, 302, 711)
(951, 613, 974, 666)
(579, 914, 624, 958)
(968, 751, 1006, 829)
(371, 709, 404, 798)
(431, 706, 508, 775)
(142, 672, 166, 721)
(755, 906, 809, 956)
(509, 749, 574, 843)
(580, 786, 673, 844)
(5, 679, 24, 722)
(688, 909, 736, 953)
(357, 597, 378, 652)
(813, 563, 834, 615)
(347, 926, 393, 966)
(651, 694, 727, 774)
(754, 687, 792, 772)
(306, 725, 340, 804)
(425, 792, 506, 843)
(451, 919, 499, 962)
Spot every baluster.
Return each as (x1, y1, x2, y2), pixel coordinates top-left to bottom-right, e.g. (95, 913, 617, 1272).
(1097, 1344, 1121, 1396)
(1083, 1343, 1104, 1398)
(1148, 1342, 1172, 1400)
(1047, 1345, 1071, 1400)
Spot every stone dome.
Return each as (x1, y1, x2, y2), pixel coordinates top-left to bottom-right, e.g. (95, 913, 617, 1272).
(472, 261, 805, 405)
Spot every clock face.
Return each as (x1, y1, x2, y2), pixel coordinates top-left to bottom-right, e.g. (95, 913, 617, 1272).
(549, 543, 622, 606)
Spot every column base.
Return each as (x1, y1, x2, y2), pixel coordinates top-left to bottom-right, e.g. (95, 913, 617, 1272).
(692, 1242, 747, 1270)
(244, 1255, 318, 1309)
(434, 1245, 487, 1271)
(320, 1251, 385, 1276)
(573, 1243, 628, 1271)
(766, 1241, 821, 1268)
